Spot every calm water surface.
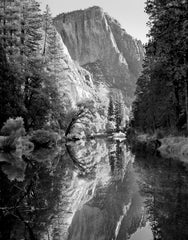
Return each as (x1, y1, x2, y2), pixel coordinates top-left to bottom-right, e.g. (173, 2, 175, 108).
(0, 139, 188, 240)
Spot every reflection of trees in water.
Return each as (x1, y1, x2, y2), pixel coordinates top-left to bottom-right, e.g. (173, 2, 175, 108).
(0, 152, 26, 182)
(0, 148, 67, 240)
(108, 141, 125, 178)
(135, 153, 188, 240)
(66, 140, 132, 182)
(1, 141, 174, 240)
(66, 140, 109, 180)
(67, 141, 145, 240)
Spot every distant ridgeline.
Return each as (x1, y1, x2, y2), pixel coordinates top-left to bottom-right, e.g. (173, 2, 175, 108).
(0, 1, 144, 136)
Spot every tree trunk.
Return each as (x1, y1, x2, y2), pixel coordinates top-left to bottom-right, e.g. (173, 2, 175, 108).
(65, 118, 76, 137)
(42, 20, 48, 62)
(184, 78, 188, 133)
(184, 42, 188, 133)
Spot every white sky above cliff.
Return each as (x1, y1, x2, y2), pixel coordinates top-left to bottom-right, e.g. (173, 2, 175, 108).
(40, 0, 149, 43)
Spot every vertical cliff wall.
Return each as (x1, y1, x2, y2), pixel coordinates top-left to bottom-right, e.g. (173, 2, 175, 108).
(44, 30, 97, 108)
(54, 6, 144, 104)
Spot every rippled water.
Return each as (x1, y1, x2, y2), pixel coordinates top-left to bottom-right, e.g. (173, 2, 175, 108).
(0, 139, 188, 240)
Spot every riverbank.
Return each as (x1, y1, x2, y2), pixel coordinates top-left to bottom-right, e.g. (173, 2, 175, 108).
(128, 130, 188, 162)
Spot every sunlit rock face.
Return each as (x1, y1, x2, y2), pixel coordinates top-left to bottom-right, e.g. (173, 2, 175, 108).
(44, 30, 96, 108)
(54, 6, 144, 102)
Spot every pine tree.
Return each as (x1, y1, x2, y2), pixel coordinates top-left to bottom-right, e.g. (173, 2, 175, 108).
(132, 0, 188, 132)
(0, 0, 64, 130)
(20, 0, 42, 58)
(0, 0, 10, 49)
(108, 96, 115, 122)
(12, 0, 55, 129)
(0, 0, 20, 56)
(42, 5, 53, 61)
(114, 98, 123, 132)
(0, 43, 25, 128)
(42, 5, 60, 74)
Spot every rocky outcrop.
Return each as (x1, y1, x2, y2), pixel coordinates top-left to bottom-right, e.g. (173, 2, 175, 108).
(45, 30, 96, 108)
(54, 6, 144, 103)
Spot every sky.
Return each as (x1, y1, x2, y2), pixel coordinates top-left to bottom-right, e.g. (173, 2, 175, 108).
(40, 0, 149, 43)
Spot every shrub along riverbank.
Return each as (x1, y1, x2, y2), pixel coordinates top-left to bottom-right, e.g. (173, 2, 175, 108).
(0, 118, 62, 154)
(127, 128, 188, 162)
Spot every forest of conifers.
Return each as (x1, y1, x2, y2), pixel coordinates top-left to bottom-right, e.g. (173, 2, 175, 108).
(0, 0, 64, 131)
(132, 0, 188, 133)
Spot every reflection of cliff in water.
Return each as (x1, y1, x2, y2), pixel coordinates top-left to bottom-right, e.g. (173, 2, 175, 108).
(59, 140, 147, 240)
(66, 165, 144, 240)
(0, 140, 150, 240)
(40, 139, 143, 240)
(1, 140, 188, 239)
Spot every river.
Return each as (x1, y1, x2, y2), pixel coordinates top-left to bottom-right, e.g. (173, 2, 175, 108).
(0, 139, 188, 240)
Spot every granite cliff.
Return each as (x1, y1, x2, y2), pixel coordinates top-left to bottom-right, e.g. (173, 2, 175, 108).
(44, 29, 96, 108)
(54, 6, 144, 104)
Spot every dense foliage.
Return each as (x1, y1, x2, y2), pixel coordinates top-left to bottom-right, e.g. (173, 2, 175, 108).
(107, 93, 127, 132)
(132, 0, 188, 133)
(0, 0, 63, 130)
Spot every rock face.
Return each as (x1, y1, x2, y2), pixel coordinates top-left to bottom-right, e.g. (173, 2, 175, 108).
(45, 30, 96, 108)
(54, 6, 144, 103)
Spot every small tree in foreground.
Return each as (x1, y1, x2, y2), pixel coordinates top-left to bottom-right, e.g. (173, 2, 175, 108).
(65, 100, 96, 137)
